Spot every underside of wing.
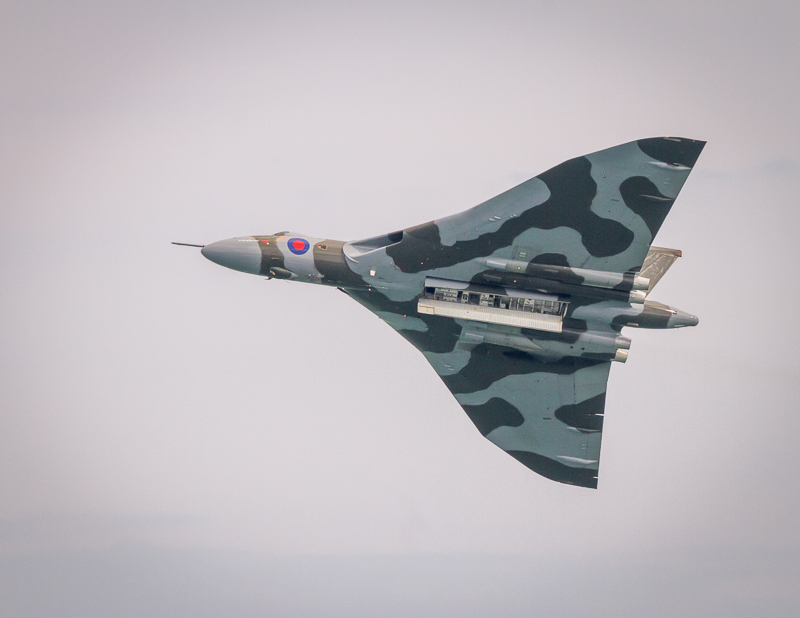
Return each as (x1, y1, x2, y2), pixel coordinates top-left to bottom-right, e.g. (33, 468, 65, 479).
(344, 289, 612, 488)
(381, 137, 705, 276)
(439, 344, 611, 488)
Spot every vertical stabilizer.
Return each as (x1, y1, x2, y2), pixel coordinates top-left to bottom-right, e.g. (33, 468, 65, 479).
(640, 246, 682, 294)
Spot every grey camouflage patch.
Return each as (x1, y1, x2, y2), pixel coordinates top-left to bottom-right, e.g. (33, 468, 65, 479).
(198, 137, 704, 488)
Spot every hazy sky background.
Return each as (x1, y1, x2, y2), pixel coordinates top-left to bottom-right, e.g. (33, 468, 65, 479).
(2, 1, 799, 616)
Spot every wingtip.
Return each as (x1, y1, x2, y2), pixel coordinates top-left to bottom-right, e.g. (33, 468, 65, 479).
(637, 137, 706, 168)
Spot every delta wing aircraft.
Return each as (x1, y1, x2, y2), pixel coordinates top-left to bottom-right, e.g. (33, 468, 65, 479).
(180, 137, 704, 488)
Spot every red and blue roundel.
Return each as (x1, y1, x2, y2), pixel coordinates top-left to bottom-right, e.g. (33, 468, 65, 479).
(287, 237, 310, 255)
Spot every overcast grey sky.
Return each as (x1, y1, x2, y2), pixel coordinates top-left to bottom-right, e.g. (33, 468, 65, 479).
(2, 1, 799, 616)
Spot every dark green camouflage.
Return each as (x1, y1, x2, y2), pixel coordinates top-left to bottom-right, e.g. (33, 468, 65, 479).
(196, 137, 704, 488)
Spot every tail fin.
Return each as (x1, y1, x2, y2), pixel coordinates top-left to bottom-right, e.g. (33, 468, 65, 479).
(640, 246, 682, 295)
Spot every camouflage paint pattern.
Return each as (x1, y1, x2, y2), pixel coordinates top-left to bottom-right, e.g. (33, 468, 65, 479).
(199, 137, 704, 488)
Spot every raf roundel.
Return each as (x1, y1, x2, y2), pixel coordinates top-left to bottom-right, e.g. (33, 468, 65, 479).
(287, 237, 310, 255)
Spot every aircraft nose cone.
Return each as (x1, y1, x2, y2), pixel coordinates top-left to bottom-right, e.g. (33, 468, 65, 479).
(668, 309, 699, 328)
(201, 237, 262, 275)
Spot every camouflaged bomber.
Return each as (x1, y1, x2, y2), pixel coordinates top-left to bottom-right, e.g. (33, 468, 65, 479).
(188, 137, 704, 488)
